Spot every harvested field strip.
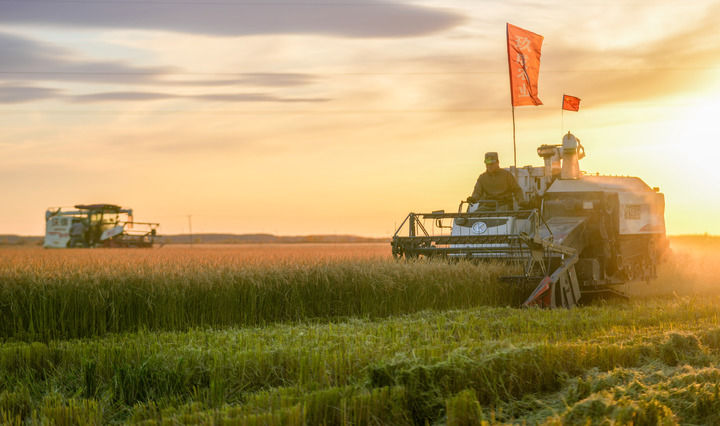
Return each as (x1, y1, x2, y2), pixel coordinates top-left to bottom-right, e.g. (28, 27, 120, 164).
(3, 299, 720, 423)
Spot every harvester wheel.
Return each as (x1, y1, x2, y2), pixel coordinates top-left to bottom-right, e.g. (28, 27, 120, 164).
(391, 242, 404, 259)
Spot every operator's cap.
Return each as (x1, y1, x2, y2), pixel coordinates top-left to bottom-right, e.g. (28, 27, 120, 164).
(484, 152, 499, 164)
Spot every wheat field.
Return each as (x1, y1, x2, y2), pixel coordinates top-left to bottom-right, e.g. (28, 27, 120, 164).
(0, 237, 719, 424)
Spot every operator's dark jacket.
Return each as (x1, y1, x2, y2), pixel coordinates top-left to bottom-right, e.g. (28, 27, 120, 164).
(469, 169, 523, 205)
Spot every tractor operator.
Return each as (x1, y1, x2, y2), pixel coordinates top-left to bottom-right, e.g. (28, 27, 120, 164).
(466, 152, 523, 210)
(68, 220, 88, 248)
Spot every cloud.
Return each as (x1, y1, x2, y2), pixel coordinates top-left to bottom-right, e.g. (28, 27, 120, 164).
(0, 31, 329, 103)
(0, 1, 465, 38)
(0, 32, 171, 84)
(170, 74, 319, 88)
(379, 2, 720, 118)
(68, 91, 330, 103)
(191, 93, 328, 103)
(0, 85, 330, 103)
(135, 135, 254, 155)
(542, 5, 720, 107)
(0, 84, 60, 103)
(3, 1, 717, 112)
(69, 91, 176, 102)
(0, 32, 320, 88)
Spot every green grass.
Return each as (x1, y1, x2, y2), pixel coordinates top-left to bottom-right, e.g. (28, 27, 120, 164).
(2, 298, 720, 424)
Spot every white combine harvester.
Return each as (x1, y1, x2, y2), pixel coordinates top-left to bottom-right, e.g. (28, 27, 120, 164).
(391, 133, 668, 308)
(44, 204, 160, 248)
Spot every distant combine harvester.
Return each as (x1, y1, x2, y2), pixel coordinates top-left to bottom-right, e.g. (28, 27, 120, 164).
(44, 204, 160, 248)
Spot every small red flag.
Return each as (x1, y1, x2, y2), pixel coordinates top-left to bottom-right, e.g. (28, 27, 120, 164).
(507, 23, 544, 106)
(562, 95, 580, 111)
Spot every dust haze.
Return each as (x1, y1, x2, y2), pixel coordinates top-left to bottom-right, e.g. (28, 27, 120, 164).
(626, 235, 720, 298)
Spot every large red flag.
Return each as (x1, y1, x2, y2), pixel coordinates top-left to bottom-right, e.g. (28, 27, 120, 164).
(507, 23, 543, 106)
(562, 94, 580, 111)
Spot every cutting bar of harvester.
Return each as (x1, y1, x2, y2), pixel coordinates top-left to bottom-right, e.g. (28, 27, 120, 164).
(391, 208, 590, 308)
(391, 209, 541, 260)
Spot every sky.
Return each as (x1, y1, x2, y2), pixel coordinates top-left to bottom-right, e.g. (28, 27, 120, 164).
(1, 0, 719, 237)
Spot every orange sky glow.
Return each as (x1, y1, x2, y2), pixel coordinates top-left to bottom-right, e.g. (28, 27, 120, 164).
(1, 0, 719, 237)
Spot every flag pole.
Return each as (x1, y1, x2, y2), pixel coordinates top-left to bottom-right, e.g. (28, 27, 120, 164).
(506, 23, 517, 171)
(512, 105, 517, 169)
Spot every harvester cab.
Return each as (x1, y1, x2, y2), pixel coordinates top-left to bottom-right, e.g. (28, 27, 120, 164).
(44, 204, 160, 248)
(391, 133, 668, 308)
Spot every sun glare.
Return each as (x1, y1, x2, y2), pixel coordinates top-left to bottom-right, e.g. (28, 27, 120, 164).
(674, 96, 720, 175)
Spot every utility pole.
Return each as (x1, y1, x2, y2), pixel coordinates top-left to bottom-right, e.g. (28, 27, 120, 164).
(188, 215, 193, 248)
